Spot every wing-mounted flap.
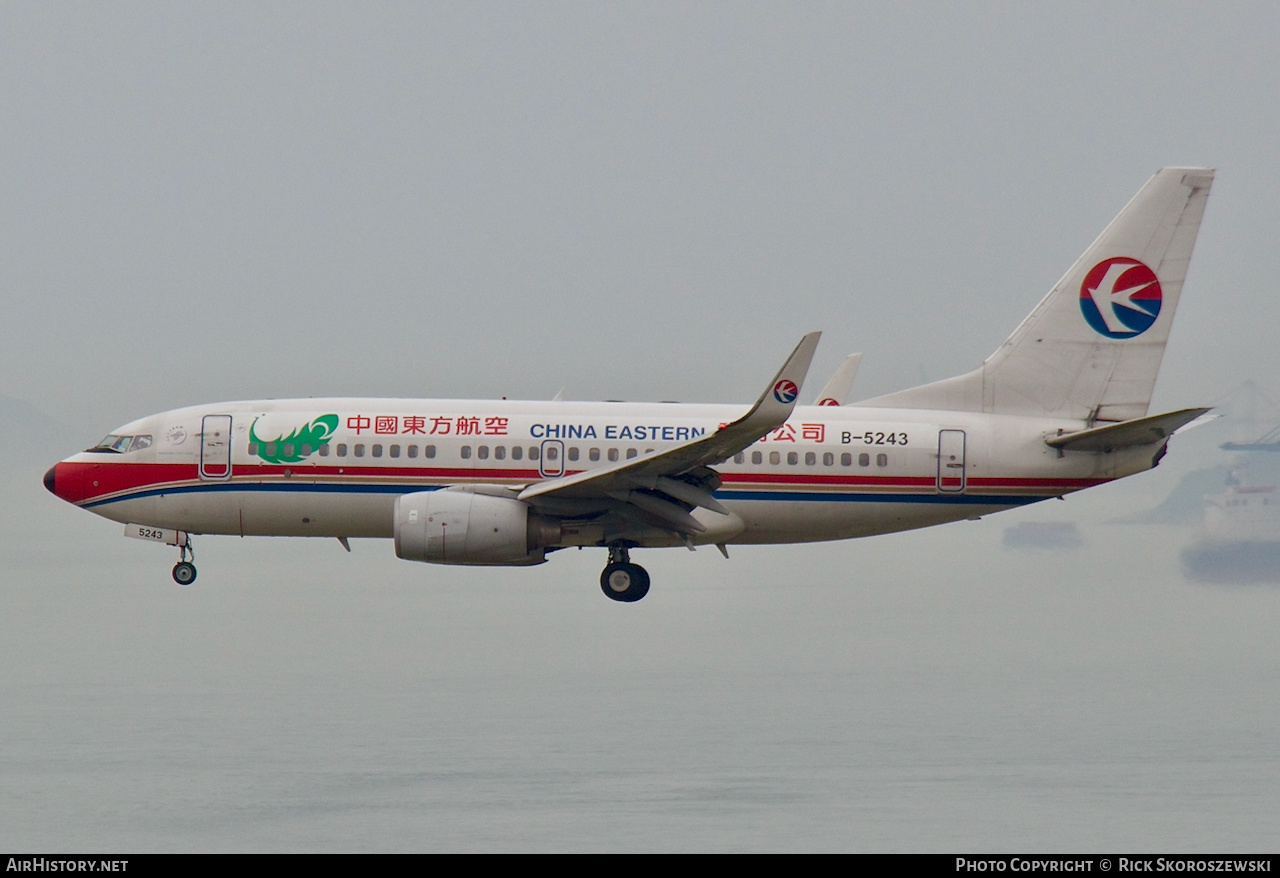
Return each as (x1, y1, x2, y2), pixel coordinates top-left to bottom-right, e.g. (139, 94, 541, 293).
(1046, 407, 1211, 452)
(611, 474, 730, 515)
(651, 475, 729, 515)
(607, 490, 708, 534)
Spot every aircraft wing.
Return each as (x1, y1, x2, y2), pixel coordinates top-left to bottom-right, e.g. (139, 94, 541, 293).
(517, 332, 820, 527)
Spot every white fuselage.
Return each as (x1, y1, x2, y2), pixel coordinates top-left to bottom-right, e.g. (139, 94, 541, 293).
(54, 397, 1151, 547)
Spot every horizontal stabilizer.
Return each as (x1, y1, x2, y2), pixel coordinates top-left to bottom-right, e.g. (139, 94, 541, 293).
(1046, 408, 1210, 453)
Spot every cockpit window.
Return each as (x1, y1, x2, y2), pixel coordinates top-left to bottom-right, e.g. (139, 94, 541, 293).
(87, 435, 125, 453)
(86, 434, 152, 454)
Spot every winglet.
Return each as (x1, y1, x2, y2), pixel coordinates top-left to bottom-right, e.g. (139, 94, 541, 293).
(812, 352, 862, 406)
(730, 331, 821, 435)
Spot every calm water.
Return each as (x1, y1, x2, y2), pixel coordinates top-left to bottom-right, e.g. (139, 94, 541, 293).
(5, 462, 1279, 852)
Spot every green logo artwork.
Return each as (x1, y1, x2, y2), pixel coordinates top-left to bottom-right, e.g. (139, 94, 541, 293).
(249, 414, 339, 464)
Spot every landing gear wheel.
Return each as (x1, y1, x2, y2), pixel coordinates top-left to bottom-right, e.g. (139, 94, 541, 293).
(172, 561, 197, 586)
(171, 538, 196, 586)
(600, 562, 650, 602)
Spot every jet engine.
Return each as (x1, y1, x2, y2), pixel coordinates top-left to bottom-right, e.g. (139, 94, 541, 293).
(393, 489, 560, 566)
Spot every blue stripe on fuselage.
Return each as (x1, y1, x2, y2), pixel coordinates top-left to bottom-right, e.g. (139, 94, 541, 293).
(82, 480, 1049, 509)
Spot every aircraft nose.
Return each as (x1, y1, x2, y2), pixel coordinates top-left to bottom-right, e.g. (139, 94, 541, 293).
(43, 464, 58, 497)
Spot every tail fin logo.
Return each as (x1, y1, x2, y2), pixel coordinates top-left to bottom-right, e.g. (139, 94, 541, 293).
(1079, 257, 1163, 338)
(773, 380, 799, 404)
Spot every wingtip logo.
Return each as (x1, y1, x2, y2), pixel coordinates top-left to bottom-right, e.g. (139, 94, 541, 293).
(773, 380, 799, 404)
(1079, 257, 1163, 339)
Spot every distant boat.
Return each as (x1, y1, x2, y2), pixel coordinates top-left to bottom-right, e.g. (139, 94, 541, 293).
(1182, 469, 1280, 583)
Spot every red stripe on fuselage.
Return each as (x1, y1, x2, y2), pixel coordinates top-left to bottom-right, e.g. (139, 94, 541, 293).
(53, 458, 1109, 508)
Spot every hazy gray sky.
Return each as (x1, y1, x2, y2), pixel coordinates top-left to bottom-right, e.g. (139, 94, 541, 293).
(4, 3, 1277, 434)
(6, 4, 1280, 852)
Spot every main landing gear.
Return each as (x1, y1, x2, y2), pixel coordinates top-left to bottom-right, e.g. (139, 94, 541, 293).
(600, 544, 649, 603)
(172, 540, 197, 586)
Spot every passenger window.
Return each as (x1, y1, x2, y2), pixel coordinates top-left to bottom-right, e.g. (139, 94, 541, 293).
(265, 442, 277, 457)
(495, 446, 506, 460)
(626, 448, 637, 459)
(248, 442, 258, 455)
(300, 443, 312, 456)
(608, 448, 619, 462)
(805, 452, 816, 466)
(460, 446, 471, 459)
(354, 444, 365, 458)
(319, 444, 330, 457)
(371, 444, 382, 458)
(568, 447, 579, 461)
(733, 453, 744, 464)
(840, 453, 852, 466)
(752, 451, 763, 465)
(284, 443, 296, 458)
(477, 446, 489, 460)
(407, 445, 418, 459)
(425, 445, 436, 459)
(589, 448, 600, 462)
(546, 446, 558, 461)
(337, 444, 348, 457)
(769, 451, 780, 465)
(390, 445, 400, 458)
(859, 453, 870, 467)
(787, 452, 798, 465)
(512, 446, 523, 460)
(529, 447, 539, 460)
(877, 453, 888, 467)
(823, 452, 833, 466)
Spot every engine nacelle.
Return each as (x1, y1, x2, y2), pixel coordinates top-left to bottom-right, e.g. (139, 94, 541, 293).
(393, 489, 559, 566)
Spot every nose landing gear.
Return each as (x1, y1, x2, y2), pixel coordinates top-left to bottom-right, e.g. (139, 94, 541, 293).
(600, 544, 649, 602)
(123, 524, 198, 586)
(171, 540, 197, 586)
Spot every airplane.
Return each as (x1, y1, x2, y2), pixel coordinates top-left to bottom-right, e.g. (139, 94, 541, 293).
(43, 167, 1214, 602)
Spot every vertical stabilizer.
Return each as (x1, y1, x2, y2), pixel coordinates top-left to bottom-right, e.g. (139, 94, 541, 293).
(860, 168, 1213, 421)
